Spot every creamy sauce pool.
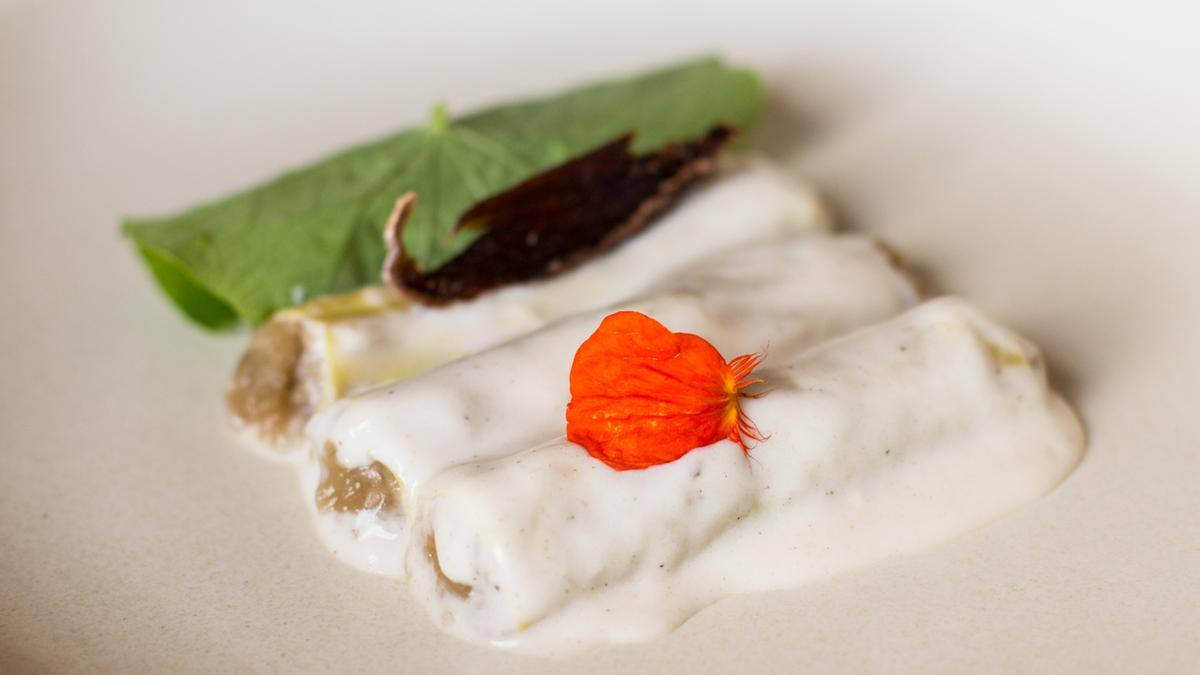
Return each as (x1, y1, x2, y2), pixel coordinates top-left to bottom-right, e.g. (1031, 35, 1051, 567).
(273, 167, 1081, 654)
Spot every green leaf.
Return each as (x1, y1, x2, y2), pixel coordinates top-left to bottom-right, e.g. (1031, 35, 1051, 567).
(122, 56, 765, 328)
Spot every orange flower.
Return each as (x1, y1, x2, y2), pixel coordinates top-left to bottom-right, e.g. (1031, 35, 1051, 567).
(566, 311, 766, 470)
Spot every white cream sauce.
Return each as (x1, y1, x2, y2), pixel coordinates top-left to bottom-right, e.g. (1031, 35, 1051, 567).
(405, 298, 1082, 652)
(282, 167, 1082, 655)
(277, 159, 830, 421)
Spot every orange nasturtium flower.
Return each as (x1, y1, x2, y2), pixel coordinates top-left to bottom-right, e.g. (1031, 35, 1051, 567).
(566, 311, 766, 470)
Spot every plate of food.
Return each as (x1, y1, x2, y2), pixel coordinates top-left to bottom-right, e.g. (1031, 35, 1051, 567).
(2, 2, 1197, 672)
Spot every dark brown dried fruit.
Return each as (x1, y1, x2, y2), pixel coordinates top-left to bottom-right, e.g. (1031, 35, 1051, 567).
(382, 124, 734, 304)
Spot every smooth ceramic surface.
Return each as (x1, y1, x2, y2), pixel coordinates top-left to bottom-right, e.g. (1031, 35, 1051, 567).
(2, 1, 1197, 672)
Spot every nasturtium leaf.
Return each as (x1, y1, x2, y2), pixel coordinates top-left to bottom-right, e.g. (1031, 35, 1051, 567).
(122, 57, 765, 328)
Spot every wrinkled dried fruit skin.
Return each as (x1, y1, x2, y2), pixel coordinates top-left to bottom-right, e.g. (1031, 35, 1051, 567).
(384, 125, 733, 304)
(566, 311, 764, 470)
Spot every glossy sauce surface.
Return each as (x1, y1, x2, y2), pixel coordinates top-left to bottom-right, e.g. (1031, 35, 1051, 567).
(287, 170, 1080, 654)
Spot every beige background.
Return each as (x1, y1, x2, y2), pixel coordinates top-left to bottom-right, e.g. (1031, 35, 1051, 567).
(2, 0, 1198, 672)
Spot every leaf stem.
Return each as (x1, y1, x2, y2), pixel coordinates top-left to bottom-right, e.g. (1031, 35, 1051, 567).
(427, 103, 450, 135)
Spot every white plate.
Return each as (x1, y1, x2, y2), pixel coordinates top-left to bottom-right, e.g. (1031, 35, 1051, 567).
(2, 1, 1197, 671)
